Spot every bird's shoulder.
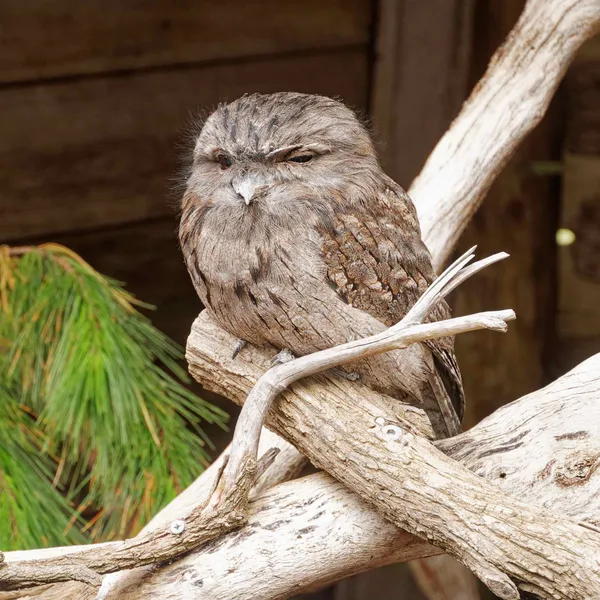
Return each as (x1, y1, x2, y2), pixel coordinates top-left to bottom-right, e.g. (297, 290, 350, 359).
(318, 181, 448, 327)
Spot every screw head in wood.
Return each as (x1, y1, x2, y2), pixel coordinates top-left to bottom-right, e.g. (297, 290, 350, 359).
(170, 519, 186, 535)
(382, 425, 403, 440)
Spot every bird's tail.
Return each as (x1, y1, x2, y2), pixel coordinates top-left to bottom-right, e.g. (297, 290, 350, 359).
(427, 372, 462, 438)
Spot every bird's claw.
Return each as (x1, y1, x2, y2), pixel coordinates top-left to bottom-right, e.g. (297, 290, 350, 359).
(343, 371, 361, 382)
(232, 339, 248, 360)
(270, 348, 295, 367)
(332, 367, 362, 382)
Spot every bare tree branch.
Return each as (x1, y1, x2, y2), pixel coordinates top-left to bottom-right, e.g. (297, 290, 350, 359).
(184, 313, 600, 600)
(412, 0, 600, 270)
(6, 352, 600, 600)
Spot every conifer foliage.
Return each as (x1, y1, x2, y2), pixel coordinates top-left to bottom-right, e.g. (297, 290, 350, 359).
(0, 243, 227, 549)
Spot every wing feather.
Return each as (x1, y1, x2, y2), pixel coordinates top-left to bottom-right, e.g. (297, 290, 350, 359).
(319, 182, 465, 422)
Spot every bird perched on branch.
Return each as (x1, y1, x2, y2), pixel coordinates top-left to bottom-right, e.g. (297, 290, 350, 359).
(179, 92, 464, 438)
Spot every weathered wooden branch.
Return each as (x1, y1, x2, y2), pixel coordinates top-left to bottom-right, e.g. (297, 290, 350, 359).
(411, 0, 600, 269)
(184, 313, 600, 600)
(109, 346, 600, 600)
(5, 353, 600, 600)
(0, 454, 253, 591)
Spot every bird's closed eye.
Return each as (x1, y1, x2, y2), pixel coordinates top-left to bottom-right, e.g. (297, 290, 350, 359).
(288, 154, 313, 164)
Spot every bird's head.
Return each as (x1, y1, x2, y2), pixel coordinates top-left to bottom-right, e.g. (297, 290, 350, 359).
(181, 93, 381, 224)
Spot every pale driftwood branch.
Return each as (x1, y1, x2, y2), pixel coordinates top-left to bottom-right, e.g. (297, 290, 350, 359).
(183, 314, 600, 600)
(110, 351, 600, 600)
(7, 353, 600, 600)
(0, 260, 514, 592)
(0, 452, 253, 590)
(411, 0, 600, 269)
(99, 430, 305, 598)
(217, 247, 512, 502)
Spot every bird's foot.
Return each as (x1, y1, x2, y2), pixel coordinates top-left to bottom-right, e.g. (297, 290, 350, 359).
(270, 348, 295, 367)
(231, 339, 248, 360)
(332, 367, 362, 382)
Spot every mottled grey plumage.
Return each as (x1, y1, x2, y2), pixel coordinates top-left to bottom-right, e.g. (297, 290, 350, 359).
(179, 92, 464, 438)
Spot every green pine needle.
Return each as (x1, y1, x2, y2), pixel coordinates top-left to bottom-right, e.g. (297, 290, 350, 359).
(0, 244, 228, 548)
(0, 383, 87, 549)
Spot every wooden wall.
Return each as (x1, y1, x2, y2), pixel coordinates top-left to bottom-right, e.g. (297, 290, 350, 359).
(371, 0, 475, 186)
(555, 35, 600, 377)
(0, 1, 373, 455)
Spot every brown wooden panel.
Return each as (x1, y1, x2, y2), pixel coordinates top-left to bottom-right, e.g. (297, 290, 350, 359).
(371, 0, 475, 186)
(555, 36, 600, 377)
(0, 0, 371, 84)
(557, 155, 600, 342)
(0, 50, 368, 243)
(566, 61, 600, 155)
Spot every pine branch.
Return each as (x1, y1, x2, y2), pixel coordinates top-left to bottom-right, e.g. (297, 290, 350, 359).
(0, 382, 86, 550)
(0, 244, 227, 548)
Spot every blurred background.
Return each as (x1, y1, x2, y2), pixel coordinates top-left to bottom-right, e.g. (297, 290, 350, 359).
(0, 0, 598, 598)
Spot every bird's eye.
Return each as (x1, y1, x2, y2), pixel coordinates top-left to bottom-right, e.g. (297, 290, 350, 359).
(288, 154, 313, 164)
(217, 154, 233, 170)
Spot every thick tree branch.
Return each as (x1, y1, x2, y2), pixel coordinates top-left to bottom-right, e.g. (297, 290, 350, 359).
(411, 0, 600, 270)
(6, 352, 600, 600)
(184, 314, 600, 600)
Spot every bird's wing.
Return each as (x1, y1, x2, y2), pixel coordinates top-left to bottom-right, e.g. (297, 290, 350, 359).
(319, 183, 465, 423)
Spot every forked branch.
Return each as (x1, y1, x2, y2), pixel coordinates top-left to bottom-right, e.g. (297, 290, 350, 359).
(0, 250, 512, 592)
(183, 313, 600, 600)
(215, 248, 512, 502)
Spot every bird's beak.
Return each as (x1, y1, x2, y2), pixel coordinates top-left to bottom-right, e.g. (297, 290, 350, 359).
(232, 174, 264, 205)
